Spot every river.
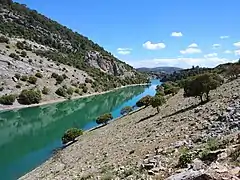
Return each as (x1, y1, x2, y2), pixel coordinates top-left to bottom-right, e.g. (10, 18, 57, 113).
(0, 79, 160, 180)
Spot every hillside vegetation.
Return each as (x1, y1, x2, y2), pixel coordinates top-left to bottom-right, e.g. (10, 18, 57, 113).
(0, 0, 148, 108)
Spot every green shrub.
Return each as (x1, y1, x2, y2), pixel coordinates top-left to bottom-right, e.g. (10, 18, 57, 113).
(9, 53, 20, 60)
(42, 86, 50, 95)
(5, 45, 10, 49)
(14, 73, 21, 80)
(74, 88, 80, 94)
(28, 76, 37, 84)
(54, 75, 64, 84)
(82, 86, 88, 93)
(136, 95, 152, 107)
(51, 72, 58, 79)
(20, 75, 28, 81)
(150, 95, 166, 113)
(0, 94, 16, 105)
(67, 87, 74, 95)
(155, 90, 165, 96)
(62, 73, 68, 79)
(85, 78, 92, 83)
(0, 87, 3, 91)
(0, 36, 9, 43)
(96, 113, 113, 125)
(16, 41, 24, 49)
(61, 128, 83, 144)
(16, 84, 21, 88)
(120, 106, 133, 115)
(35, 72, 43, 78)
(18, 89, 42, 105)
(28, 59, 33, 63)
(178, 151, 192, 168)
(20, 51, 27, 57)
(55, 87, 67, 97)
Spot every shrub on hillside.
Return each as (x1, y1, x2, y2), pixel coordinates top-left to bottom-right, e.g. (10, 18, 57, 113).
(82, 86, 88, 93)
(55, 75, 64, 84)
(16, 41, 24, 49)
(0, 94, 16, 105)
(20, 51, 27, 57)
(96, 113, 113, 125)
(61, 128, 83, 144)
(184, 73, 222, 102)
(67, 87, 74, 95)
(0, 36, 9, 43)
(28, 76, 37, 84)
(42, 86, 50, 95)
(85, 78, 92, 83)
(226, 64, 240, 80)
(120, 106, 133, 115)
(20, 75, 28, 81)
(18, 89, 42, 105)
(35, 72, 43, 78)
(14, 73, 21, 80)
(136, 95, 152, 107)
(150, 95, 166, 113)
(55, 87, 67, 97)
(9, 53, 20, 60)
(74, 88, 80, 94)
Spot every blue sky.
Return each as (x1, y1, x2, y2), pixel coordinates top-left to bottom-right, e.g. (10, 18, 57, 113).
(15, 0, 240, 68)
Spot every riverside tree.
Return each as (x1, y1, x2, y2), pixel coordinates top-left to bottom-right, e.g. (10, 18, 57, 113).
(184, 73, 222, 102)
(96, 113, 113, 125)
(136, 95, 152, 107)
(120, 106, 133, 115)
(62, 128, 83, 144)
(150, 95, 166, 113)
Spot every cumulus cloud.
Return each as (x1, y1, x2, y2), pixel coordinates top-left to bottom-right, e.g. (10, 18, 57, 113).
(171, 32, 183, 37)
(180, 48, 202, 54)
(125, 57, 236, 69)
(224, 50, 232, 54)
(117, 48, 132, 55)
(188, 43, 198, 48)
(143, 41, 166, 50)
(212, 44, 221, 49)
(235, 50, 240, 56)
(233, 42, 240, 48)
(220, 36, 229, 39)
(204, 53, 218, 58)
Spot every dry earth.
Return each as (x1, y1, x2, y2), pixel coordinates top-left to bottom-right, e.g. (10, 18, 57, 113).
(20, 78, 240, 180)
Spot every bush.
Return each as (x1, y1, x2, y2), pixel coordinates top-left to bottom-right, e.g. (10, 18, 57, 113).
(18, 89, 42, 105)
(0, 87, 3, 91)
(226, 64, 240, 80)
(155, 90, 165, 96)
(74, 88, 80, 94)
(55, 87, 67, 97)
(150, 95, 166, 113)
(85, 78, 92, 83)
(0, 36, 9, 43)
(96, 113, 113, 125)
(20, 75, 28, 81)
(28, 76, 37, 84)
(20, 51, 27, 57)
(120, 106, 133, 115)
(16, 41, 24, 49)
(5, 45, 10, 49)
(178, 151, 192, 168)
(16, 84, 21, 88)
(0, 94, 16, 105)
(82, 86, 88, 93)
(184, 73, 222, 102)
(67, 87, 74, 95)
(15, 73, 21, 80)
(42, 86, 50, 95)
(35, 72, 43, 78)
(62, 128, 83, 144)
(136, 95, 152, 107)
(9, 53, 20, 60)
(51, 72, 58, 79)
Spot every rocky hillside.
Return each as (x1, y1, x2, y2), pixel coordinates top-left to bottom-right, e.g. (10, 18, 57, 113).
(20, 78, 240, 180)
(0, 0, 148, 108)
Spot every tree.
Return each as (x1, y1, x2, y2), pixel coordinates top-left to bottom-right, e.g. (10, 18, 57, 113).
(0, 94, 16, 105)
(150, 95, 166, 113)
(42, 86, 50, 95)
(28, 76, 37, 84)
(184, 73, 222, 102)
(18, 89, 42, 105)
(136, 95, 152, 107)
(55, 87, 67, 97)
(61, 128, 83, 144)
(226, 64, 240, 79)
(120, 106, 133, 115)
(96, 113, 113, 125)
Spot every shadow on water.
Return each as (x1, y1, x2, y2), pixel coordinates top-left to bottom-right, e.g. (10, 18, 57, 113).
(0, 85, 149, 180)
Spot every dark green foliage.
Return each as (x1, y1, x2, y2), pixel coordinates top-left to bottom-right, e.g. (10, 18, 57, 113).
(16, 41, 24, 49)
(178, 151, 192, 168)
(35, 72, 43, 78)
(85, 78, 92, 83)
(62, 128, 83, 144)
(96, 113, 113, 125)
(28, 76, 37, 84)
(226, 64, 240, 79)
(155, 90, 165, 96)
(0, 35, 9, 43)
(0, 94, 16, 105)
(5, 45, 10, 49)
(184, 73, 222, 102)
(74, 88, 80, 94)
(51, 72, 58, 79)
(16, 84, 21, 88)
(136, 95, 152, 107)
(18, 89, 42, 105)
(20, 75, 28, 81)
(20, 50, 27, 57)
(42, 86, 49, 95)
(55, 87, 67, 97)
(150, 95, 166, 113)
(9, 53, 20, 60)
(82, 86, 88, 93)
(120, 106, 133, 115)
(62, 73, 68, 79)
(14, 73, 21, 79)
(67, 87, 74, 95)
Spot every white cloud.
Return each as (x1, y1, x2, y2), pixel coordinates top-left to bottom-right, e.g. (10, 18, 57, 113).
(180, 47, 202, 54)
(235, 50, 240, 56)
(224, 50, 232, 54)
(212, 44, 221, 49)
(143, 41, 166, 50)
(233, 42, 240, 48)
(125, 57, 236, 69)
(204, 53, 218, 58)
(188, 43, 198, 48)
(117, 48, 132, 55)
(220, 36, 229, 39)
(171, 32, 183, 37)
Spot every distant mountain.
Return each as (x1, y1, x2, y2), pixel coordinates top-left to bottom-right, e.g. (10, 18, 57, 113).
(137, 67, 182, 74)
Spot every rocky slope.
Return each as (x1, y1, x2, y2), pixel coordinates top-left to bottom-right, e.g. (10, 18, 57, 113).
(20, 78, 240, 180)
(0, 0, 148, 109)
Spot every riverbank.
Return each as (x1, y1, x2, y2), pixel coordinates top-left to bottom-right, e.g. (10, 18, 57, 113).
(0, 83, 148, 112)
(20, 78, 240, 179)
